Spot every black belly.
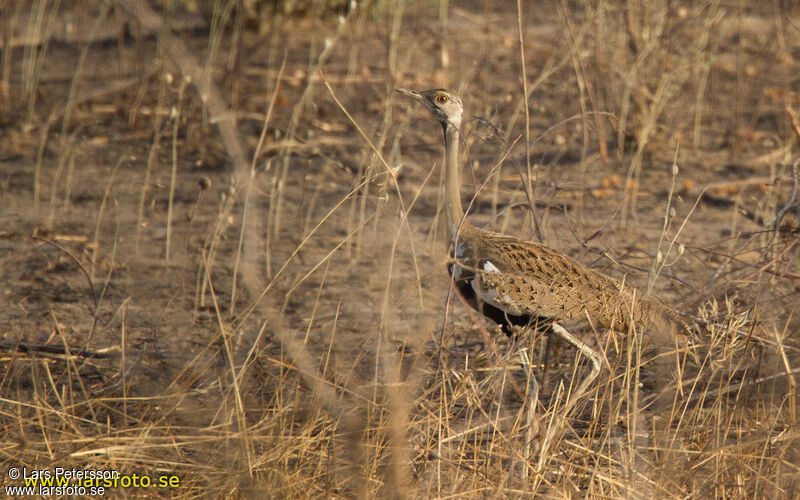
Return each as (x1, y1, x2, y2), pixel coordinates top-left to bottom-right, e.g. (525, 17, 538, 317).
(449, 263, 551, 336)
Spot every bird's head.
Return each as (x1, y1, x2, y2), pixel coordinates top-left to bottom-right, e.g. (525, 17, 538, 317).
(396, 88, 462, 129)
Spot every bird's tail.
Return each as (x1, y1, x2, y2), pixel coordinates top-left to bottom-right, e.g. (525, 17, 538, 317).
(643, 302, 689, 409)
(647, 304, 687, 349)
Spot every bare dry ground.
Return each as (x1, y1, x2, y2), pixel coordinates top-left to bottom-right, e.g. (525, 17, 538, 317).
(1, 1, 799, 497)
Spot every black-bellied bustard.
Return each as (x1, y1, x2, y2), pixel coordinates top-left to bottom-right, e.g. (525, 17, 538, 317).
(396, 88, 687, 404)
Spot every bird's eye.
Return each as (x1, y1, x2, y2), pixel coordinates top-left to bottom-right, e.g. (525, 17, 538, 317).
(435, 94, 448, 104)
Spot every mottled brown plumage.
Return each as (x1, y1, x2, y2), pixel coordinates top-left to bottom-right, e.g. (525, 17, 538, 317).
(457, 223, 684, 353)
(396, 87, 685, 366)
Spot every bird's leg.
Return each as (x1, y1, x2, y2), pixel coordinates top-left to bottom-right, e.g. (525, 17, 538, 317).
(519, 342, 540, 481)
(519, 345, 540, 416)
(551, 323, 602, 406)
(539, 328, 554, 389)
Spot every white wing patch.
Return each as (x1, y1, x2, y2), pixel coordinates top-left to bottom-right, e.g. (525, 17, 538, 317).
(472, 260, 525, 315)
(483, 260, 500, 273)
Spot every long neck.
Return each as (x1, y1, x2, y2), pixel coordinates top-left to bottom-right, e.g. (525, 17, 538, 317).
(443, 123, 465, 239)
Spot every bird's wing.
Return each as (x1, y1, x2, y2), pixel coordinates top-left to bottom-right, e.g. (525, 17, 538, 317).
(470, 259, 590, 321)
(458, 228, 635, 326)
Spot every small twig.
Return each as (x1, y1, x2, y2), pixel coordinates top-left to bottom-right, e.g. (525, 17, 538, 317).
(0, 342, 156, 359)
(745, 235, 800, 281)
(32, 234, 98, 311)
(763, 160, 800, 231)
(785, 105, 800, 143)
(685, 365, 800, 402)
(469, 116, 510, 150)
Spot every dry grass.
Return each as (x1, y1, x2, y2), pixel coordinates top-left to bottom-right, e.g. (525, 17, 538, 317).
(1, 0, 799, 498)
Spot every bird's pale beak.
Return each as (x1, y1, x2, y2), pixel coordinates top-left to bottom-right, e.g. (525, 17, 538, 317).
(395, 87, 424, 101)
(396, 87, 436, 114)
